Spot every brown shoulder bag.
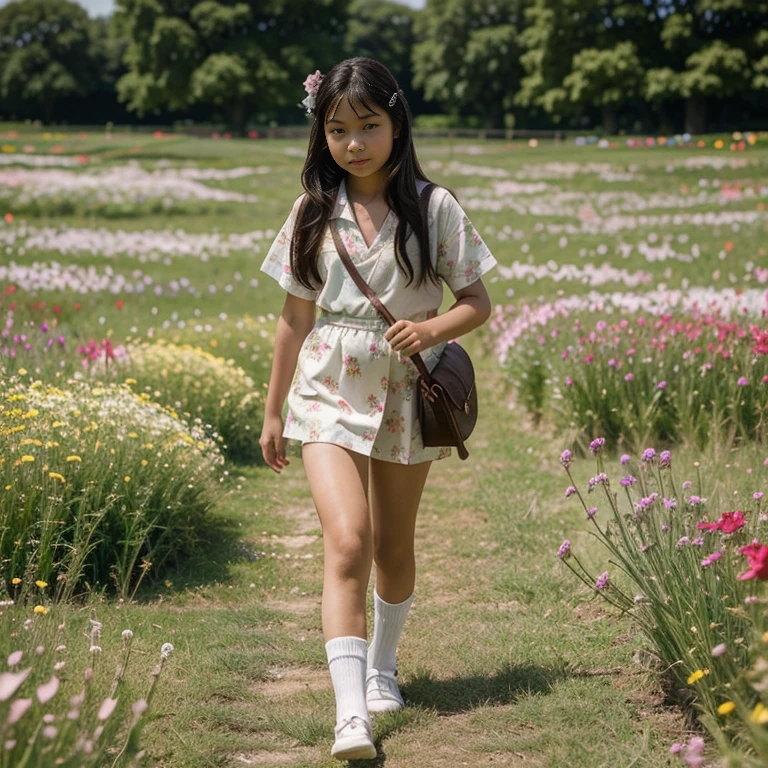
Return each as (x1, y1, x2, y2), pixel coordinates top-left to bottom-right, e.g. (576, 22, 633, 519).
(330, 183, 477, 460)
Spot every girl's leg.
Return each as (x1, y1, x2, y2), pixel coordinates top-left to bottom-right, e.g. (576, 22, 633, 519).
(366, 457, 431, 712)
(302, 442, 371, 641)
(302, 443, 376, 760)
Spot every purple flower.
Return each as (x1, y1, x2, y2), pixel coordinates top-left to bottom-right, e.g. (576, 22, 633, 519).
(624, 373, 634, 382)
(642, 448, 656, 463)
(620, 454, 631, 465)
(711, 643, 727, 657)
(684, 736, 706, 767)
(620, 475, 637, 487)
(737, 376, 749, 386)
(589, 437, 606, 455)
(559, 449, 573, 469)
(701, 552, 722, 567)
(657, 380, 667, 390)
(755, 492, 764, 500)
(565, 486, 577, 498)
(587, 507, 598, 518)
(689, 495, 705, 506)
(608, 358, 617, 368)
(557, 540, 571, 559)
(634, 496, 655, 514)
(676, 536, 690, 548)
(595, 571, 610, 591)
(669, 742, 684, 755)
(565, 376, 574, 387)
(664, 498, 677, 510)
(692, 536, 704, 547)
(40, 321, 49, 333)
(682, 480, 692, 490)
(659, 450, 672, 469)
(587, 473, 609, 492)
(662, 524, 670, 532)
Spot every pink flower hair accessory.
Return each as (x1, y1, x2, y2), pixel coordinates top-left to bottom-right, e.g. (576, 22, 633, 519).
(301, 69, 324, 114)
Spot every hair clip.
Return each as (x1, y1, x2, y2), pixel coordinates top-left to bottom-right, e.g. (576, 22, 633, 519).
(301, 69, 324, 114)
(388, 91, 398, 107)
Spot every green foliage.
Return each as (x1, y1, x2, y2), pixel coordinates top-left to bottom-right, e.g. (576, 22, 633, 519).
(114, 0, 350, 132)
(413, 0, 527, 129)
(0, 0, 95, 121)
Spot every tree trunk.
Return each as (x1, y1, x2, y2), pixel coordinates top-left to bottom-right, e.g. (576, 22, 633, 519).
(602, 105, 618, 136)
(684, 96, 707, 135)
(228, 100, 247, 137)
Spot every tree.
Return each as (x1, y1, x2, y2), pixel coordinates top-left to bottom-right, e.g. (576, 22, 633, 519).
(0, 0, 96, 122)
(345, 0, 418, 103)
(645, 0, 768, 133)
(516, 0, 653, 131)
(114, 0, 350, 133)
(412, 0, 528, 129)
(564, 42, 644, 134)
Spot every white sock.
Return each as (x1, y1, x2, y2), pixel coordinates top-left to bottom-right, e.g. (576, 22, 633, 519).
(367, 590, 414, 675)
(325, 636, 369, 725)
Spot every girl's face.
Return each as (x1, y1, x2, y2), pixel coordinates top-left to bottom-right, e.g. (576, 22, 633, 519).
(324, 96, 399, 183)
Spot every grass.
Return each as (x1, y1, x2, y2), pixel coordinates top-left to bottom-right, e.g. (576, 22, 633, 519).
(2, 130, 766, 765)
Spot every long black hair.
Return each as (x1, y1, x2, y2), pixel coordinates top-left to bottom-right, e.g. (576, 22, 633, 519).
(290, 57, 441, 292)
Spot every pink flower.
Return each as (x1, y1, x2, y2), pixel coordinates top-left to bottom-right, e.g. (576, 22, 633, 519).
(0, 668, 31, 701)
(303, 70, 324, 96)
(738, 540, 768, 581)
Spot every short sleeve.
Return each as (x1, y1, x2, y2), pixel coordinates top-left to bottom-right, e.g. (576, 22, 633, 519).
(260, 195, 319, 301)
(433, 189, 497, 293)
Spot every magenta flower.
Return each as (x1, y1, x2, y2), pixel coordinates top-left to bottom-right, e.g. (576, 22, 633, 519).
(659, 450, 672, 469)
(737, 376, 749, 386)
(620, 475, 637, 487)
(701, 552, 722, 567)
(559, 449, 573, 468)
(642, 448, 656, 462)
(657, 380, 667, 389)
(669, 742, 684, 755)
(689, 495, 706, 506)
(565, 486, 577, 498)
(595, 571, 610, 590)
(664, 498, 677, 510)
(589, 437, 605, 454)
(624, 373, 634, 382)
(755, 492, 764, 500)
(557, 540, 571, 559)
(587, 473, 609, 492)
(565, 376, 574, 386)
(620, 454, 631, 465)
(587, 507, 598, 518)
(676, 536, 690, 548)
(682, 480, 692, 490)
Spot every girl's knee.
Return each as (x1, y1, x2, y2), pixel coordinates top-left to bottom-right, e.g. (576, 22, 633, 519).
(326, 528, 372, 578)
(372, 539, 414, 571)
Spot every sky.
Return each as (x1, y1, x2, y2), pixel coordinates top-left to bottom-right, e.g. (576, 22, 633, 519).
(0, 0, 426, 18)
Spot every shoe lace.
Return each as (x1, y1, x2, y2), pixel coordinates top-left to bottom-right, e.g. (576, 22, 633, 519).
(336, 715, 368, 736)
(367, 669, 397, 695)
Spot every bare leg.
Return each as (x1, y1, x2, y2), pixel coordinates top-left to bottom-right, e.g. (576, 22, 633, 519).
(368, 457, 432, 603)
(302, 443, 372, 642)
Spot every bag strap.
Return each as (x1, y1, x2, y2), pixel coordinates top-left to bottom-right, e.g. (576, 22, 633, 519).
(330, 183, 435, 384)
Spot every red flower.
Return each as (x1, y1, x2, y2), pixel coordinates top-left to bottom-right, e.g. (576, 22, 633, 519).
(696, 510, 746, 534)
(750, 326, 768, 356)
(738, 539, 768, 581)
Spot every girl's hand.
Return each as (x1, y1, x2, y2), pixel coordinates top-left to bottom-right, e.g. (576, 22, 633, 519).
(384, 320, 432, 357)
(259, 415, 290, 473)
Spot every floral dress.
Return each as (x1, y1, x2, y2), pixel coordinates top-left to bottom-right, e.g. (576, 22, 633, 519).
(260, 178, 497, 464)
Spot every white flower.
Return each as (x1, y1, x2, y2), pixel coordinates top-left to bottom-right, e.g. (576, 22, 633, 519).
(160, 642, 174, 660)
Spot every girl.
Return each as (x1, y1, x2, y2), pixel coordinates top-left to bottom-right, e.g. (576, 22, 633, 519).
(259, 57, 497, 761)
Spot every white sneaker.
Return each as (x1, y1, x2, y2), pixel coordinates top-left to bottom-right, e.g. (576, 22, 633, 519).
(366, 668, 404, 713)
(330, 716, 376, 760)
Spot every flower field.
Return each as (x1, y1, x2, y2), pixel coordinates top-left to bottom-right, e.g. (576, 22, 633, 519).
(0, 128, 767, 765)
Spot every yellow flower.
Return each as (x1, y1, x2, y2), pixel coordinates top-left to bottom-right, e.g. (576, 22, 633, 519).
(11, 578, 21, 585)
(751, 703, 768, 725)
(66, 456, 82, 463)
(125, 378, 136, 385)
(35, 580, 47, 589)
(762, 630, 768, 643)
(48, 472, 66, 484)
(687, 669, 710, 684)
(718, 701, 735, 715)
(714, 139, 724, 149)
(124, 476, 131, 483)
(20, 455, 35, 463)
(141, 459, 148, 467)
(18, 368, 27, 375)
(33, 605, 48, 615)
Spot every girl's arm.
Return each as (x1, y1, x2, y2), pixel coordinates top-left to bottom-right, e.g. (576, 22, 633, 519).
(385, 280, 492, 356)
(260, 294, 317, 472)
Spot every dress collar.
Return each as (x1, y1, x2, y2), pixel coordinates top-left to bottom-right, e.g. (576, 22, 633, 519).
(330, 177, 357, 223)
